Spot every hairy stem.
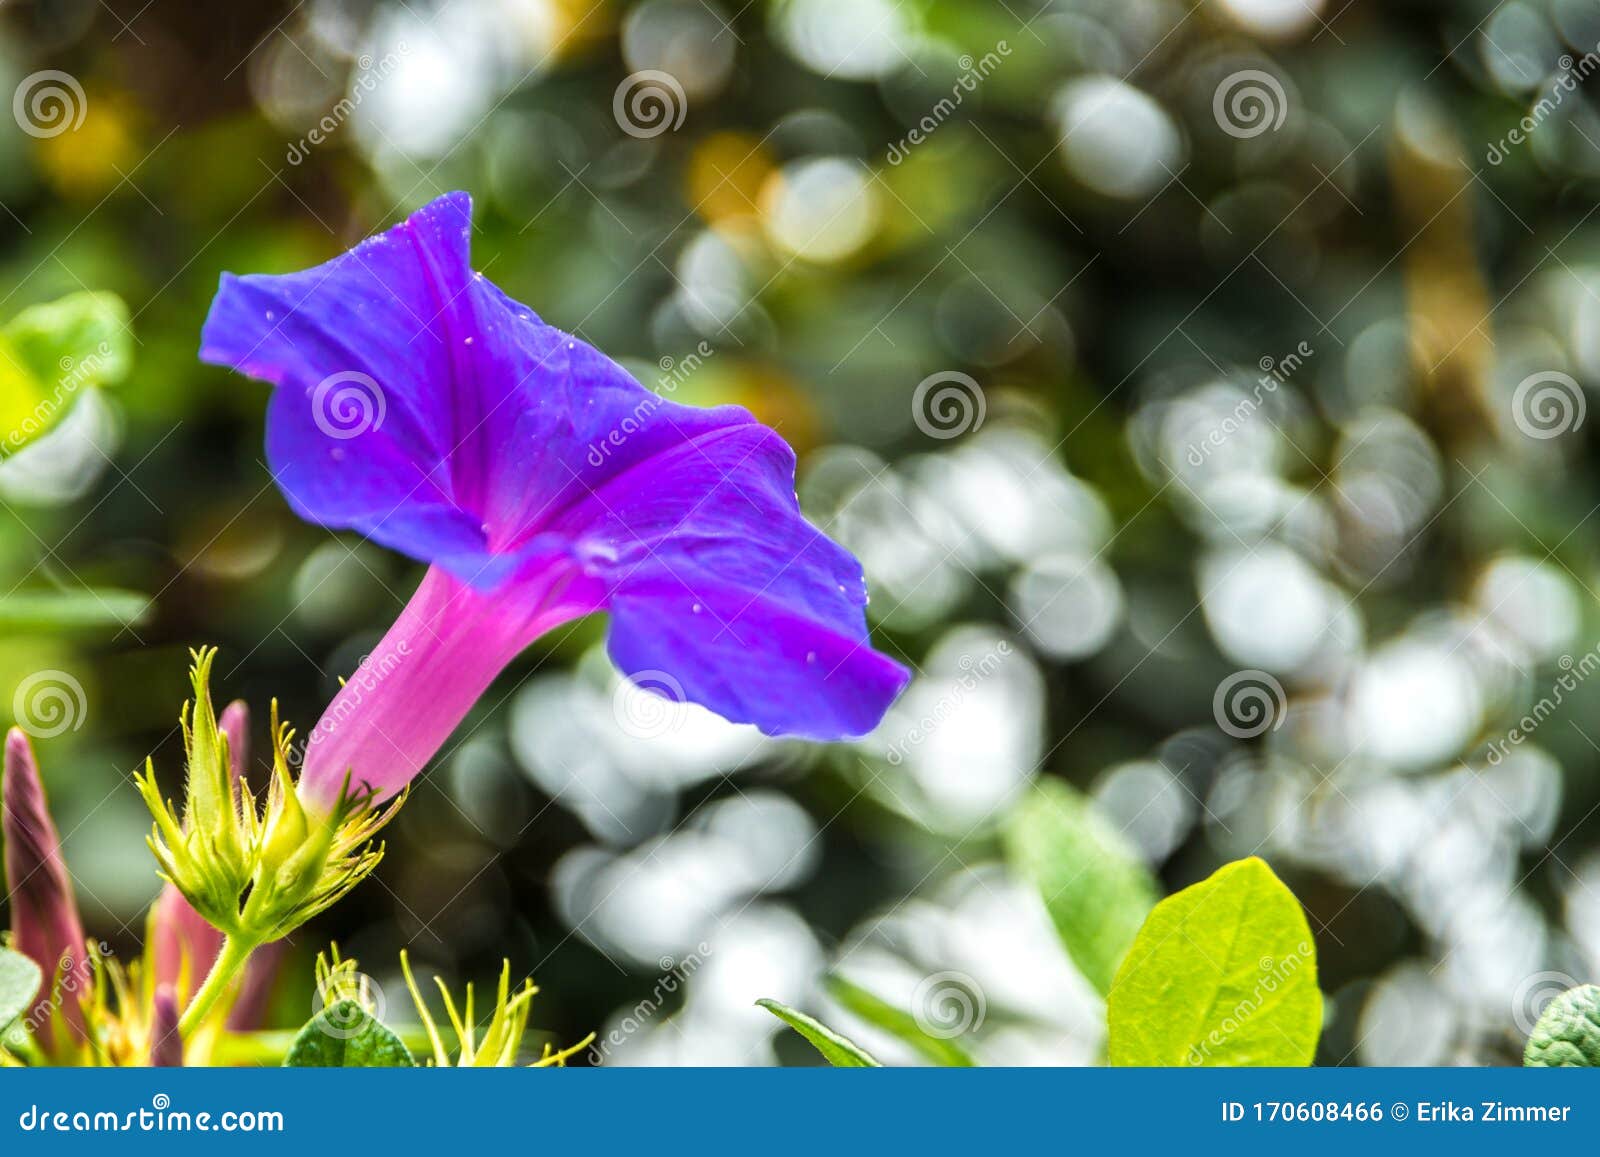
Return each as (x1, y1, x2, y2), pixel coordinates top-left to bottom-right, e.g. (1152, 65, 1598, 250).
(178, 934, 257, 1038)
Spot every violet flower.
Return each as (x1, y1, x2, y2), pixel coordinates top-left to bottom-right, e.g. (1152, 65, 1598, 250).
(200, 192, 908, 807)
(2, 727, 89, 1043)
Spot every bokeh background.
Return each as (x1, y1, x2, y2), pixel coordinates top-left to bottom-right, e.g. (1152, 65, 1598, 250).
(3, 0, 1600, 1065)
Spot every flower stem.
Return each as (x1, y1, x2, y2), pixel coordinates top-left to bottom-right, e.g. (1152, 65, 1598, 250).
(179, 934, 257, 1038)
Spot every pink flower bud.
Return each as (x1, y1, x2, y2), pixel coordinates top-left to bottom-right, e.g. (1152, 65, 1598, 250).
(2, 727, 89, 1046)
(149, 984, 182, 1066)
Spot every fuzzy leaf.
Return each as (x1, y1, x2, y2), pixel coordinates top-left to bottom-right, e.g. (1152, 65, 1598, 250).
(757, 998, 881, 1067)
(1107, 857, 1322, 1067)
(0, 947, 42, 1042)
(1003, 778, 1157, 995)
(283, 1000, 415, 1067)
(1524, 984, 1600, 1067)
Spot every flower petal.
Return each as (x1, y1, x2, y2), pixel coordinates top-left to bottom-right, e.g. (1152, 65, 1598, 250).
(199, 192, 517, 580)
(598, 439, 909, 737)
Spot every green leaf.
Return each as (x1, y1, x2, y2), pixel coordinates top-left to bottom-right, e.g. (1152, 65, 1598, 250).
(757, 998, 881, 1067)
(825, 975, 976, 1067)
(1524, 985, 1600, 1067)
(0, 589, 150, 633)
(1002, 778, 1157, 995)
(1107, 857, 1322, 1067)
(0, 947, 42, 1044)
(0, 292, 131, 455)
(283, 1001, 416, 1067)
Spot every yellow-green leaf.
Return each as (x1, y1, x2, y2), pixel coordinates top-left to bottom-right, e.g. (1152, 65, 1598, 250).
(1107, 857, 1322, 1067)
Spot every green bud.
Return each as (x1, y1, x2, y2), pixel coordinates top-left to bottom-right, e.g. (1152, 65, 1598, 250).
(138, 649, 399, 948)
